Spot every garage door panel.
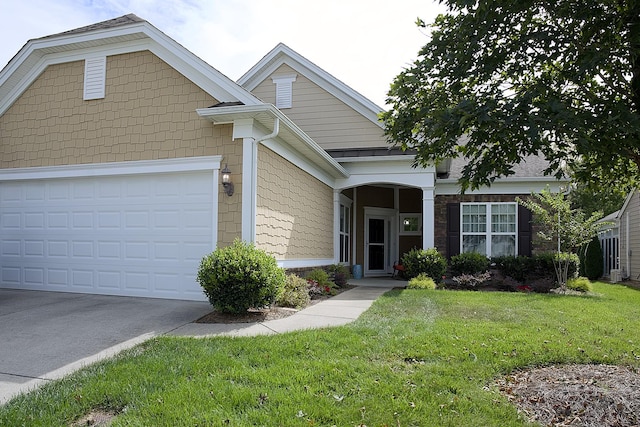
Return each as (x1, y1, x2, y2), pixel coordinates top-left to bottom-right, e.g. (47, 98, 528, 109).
(0, 171, 214, 300)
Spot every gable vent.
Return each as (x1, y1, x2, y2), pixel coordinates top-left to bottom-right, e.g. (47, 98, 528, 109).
(272, 75, 297, 109)
(83, 56, 106, 100)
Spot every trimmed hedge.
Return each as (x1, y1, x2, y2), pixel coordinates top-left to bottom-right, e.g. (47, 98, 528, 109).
(197, 239, 285, 313)
(401, 248, 447, 282)
(450, 252, 490, 275)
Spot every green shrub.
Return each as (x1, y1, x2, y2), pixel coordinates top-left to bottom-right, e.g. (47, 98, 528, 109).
(197, 239, 285, 313)
(277, 274, 311, 309)
(580, 236, 604, 280)
(401, 248, 447, 282)
(567, 277, 593, 293)
(536, 252, 580, 280)
(326, 264, 351, 287)
(407, 274, 437, 290)
(450, 252, 490, 275)
(492, 256, 535, 282)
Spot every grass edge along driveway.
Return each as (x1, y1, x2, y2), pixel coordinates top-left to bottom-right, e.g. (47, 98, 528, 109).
(1, 282, 639, 426)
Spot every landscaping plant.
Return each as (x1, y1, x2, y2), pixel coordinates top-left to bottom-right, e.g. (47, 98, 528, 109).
(326, 264, 351, 287)
(566, 277, 593, 293)
(406, 273, 437, 290)
(401, 247, 447, 282)
(197, 239, 285, 313)
(517, 189, 606, 291)
(450, 252, 490, 276)
(580, 235, 604, 280)
(276, 274, 311, 309)
(305, 269, 337, 298)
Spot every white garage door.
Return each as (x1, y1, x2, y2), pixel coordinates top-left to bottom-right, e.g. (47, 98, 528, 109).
(0, 169, 215, 301)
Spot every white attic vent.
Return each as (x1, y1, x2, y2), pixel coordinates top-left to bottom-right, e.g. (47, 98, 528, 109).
(83, 56, 106, 100)
(272, 74, 297, 109)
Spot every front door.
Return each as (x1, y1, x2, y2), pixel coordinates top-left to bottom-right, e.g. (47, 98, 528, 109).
(365, 211, 396, 276)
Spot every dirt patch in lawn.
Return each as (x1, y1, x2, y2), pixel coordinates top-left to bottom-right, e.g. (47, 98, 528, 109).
(70, 409, 118, 426)
(497, 364, 640, 426)
(195, 285, 357, 324)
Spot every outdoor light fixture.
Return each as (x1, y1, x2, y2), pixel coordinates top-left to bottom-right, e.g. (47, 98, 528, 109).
(221, 164, 234, 196)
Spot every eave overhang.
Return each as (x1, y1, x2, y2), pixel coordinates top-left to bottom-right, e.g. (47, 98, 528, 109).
(196, 103, 349, 180)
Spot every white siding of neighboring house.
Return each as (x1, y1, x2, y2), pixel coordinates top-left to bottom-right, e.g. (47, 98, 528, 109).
(250, 64, 387, 151)
(619, 190, 640, 280)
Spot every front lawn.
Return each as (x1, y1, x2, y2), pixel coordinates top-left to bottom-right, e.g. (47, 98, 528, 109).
(2, 282, 639, 426)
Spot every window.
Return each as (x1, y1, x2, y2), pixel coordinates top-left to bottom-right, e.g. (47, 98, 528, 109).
(399, 213, 421, 235)
(272, 75, 297, 109)
(339, 203, 351, 263)
(461, 203, 516, 257)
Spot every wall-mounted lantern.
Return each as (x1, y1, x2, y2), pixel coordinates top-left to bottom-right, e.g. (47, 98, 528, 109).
(221, 164, 234, 196)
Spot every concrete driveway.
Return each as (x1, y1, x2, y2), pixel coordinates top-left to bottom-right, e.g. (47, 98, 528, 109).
(0, 289, 212, 404)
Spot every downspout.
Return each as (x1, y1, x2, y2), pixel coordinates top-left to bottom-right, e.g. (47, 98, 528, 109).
(255, 117, 280, 144)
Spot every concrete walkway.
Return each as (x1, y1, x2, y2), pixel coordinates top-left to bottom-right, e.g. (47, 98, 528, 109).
(170, 278, 400, 337)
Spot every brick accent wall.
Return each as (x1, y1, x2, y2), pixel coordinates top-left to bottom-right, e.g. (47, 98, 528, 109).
(255, 145, 333, 260)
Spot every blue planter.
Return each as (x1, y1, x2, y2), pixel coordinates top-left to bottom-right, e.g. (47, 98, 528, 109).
(352, 264, 363, 279)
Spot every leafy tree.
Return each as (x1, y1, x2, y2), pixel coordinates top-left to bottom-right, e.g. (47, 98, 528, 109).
(382, 0, 640, 191)
(568, 182, 628, 217)
(517, 189, 607, 290)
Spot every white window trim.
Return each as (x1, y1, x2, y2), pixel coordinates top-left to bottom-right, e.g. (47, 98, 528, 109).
(338, 194, 353, 264)
(460, 202, 518, 257)
(399, 213, 422, 236)
(272, 74, 297, 109)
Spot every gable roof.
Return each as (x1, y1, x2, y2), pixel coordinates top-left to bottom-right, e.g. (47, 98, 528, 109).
(0, 14, 261, 115)
(238, 43, 383, 128)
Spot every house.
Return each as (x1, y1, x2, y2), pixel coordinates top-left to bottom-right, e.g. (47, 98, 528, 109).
(0, 15, 564, 301)
(607, 189, 640, 281)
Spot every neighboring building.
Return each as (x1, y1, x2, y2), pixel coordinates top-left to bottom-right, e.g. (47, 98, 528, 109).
(610, 190, 640, 281)
(0, 15, 564, 300)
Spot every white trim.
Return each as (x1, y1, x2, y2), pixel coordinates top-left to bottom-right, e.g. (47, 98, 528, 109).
(436, 178, 566, 195)
(277, 258, 334, 269)
(422, 188, 435, 248)
(1, 20, 261, 116)
(0, 156, 222, 181)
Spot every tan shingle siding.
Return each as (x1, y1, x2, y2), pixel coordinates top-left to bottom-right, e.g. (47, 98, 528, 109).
(0, 50, 222, 168)
(256, 145, 333, 259)
(250, 64, 386, 151)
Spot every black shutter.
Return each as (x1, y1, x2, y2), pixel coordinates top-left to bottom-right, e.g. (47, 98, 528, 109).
(447, 203, 461, 258)
(517, 205, 533, 257)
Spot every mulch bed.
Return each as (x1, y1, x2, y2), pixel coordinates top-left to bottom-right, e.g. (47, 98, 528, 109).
(496, 364, 640, 426)
(195, 284, 357, 324)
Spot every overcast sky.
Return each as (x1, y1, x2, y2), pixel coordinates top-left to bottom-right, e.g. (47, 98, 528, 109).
(0, 0, 445, 108)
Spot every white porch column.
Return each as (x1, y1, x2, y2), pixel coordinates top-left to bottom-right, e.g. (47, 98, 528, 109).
(241, 137, 257, 242)
(422, 187, 435, 248)
(333, 190, 341, 264)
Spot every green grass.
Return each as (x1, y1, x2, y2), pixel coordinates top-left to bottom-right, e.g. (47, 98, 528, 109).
(2, 282, 639, 426)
